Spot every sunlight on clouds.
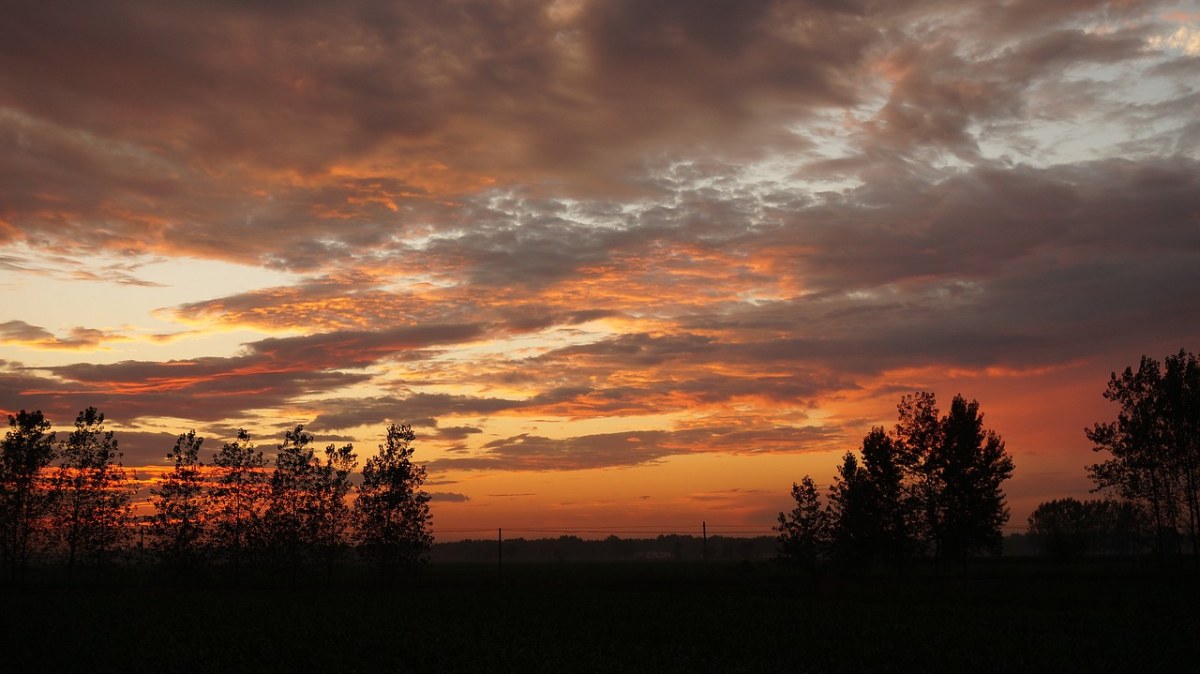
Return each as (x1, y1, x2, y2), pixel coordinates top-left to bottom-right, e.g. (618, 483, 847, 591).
(1151, 24, 1200, 55)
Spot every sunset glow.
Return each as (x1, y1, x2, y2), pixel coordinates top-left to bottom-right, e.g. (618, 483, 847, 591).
(3, 0, 1199, 538)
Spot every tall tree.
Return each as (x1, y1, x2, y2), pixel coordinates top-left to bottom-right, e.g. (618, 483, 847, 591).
(892, 392, 941, 555)
(354, 424, 432, 578)
(150, 430, 208, 575)
(208, 429, 268, 584)
(932, 395, 1015, 560)
(859, 426, 911, 570)
(264, 425, 318, 585)
(828, 451, 879, 567)
(1088, 350, 1200, 559)
(776, 475, 829, 570)
(0, 410, 56, 584)
(311, 442, 357, 580)
(53, 407, 132, 583)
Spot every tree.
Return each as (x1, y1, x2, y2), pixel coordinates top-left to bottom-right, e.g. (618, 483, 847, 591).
(311, 441, 357, 580)
(858, 426, 911, 570)
(1087, 350, 1200, 559)
(1028, 498, 1150, 558)
(150, 430, 208, 575)
(828, 450, 882, 567)
(263, 425, 318, 585)
(891, 391, 941, 555)
(0, 410, 56, 583)
(354, 424, 432, 577)
(797, 392, 1015, 572)
(208, 429, 268, 584)
(1027, 498, 1091, 559)
(53, 407, 132, 582)
(932, 395, 1014, 560)
(776, 475, 829, 569)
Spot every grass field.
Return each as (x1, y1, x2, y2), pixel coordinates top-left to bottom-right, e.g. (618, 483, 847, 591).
(3, 559, 1198, 672)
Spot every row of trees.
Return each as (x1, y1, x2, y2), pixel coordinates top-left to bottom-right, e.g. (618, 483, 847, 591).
(0, 408, 433, 585)
(777, 393, 1015, 571)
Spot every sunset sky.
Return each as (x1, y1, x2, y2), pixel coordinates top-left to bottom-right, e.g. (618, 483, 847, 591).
(2, 0, 1199, 538)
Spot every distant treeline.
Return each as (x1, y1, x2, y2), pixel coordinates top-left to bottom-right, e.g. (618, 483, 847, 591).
(0, 410, 432, 587)
(432, 535, 779, 563)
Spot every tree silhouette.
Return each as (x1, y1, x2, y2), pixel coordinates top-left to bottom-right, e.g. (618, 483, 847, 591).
(53, 407, 132, 583)
(1088, 350, 1200, 560)
(354, 424, 432, 578)
(795, 392, 1015, 571)
(775, 475, 829, 570)
(892, 391, 941, 557)
(859, 426, 911, 570)
(312, 442, 357, 580)
(264, 425, 318, 586)
(1027, 498, 1150, 558)
(150, 430, 208, 575)
(208, 429, 268, 585)
(934, 395, 1014, 560)
(0, 410, 56, 584)
(828, 451, 879, 566)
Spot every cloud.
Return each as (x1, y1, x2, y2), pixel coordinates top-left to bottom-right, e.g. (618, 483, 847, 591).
(0, 320, 129, 350)
(429, 423, 839, 472)
(429, 491, 471, 503)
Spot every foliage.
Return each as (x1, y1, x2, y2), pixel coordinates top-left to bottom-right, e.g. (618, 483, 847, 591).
(150, 430, 208, 572)
(208, 429, 268, 580)
(0, 410, 56, 582)
(775, 475, 829, 569)
(311, 441, 357, 577)
(1027, 498, 1149, 558)
(53, 407, 132, 579)
(935, 396, 1015, 559)
(355, 424, 433, 575)
(794, 392, 1015, 570)
(263, 425, 319, 583)
(1087, 349, 1200, 558)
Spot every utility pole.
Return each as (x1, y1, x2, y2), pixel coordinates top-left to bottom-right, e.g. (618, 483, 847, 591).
(702, 521, 708, 562)
(498, 527, 503, 578)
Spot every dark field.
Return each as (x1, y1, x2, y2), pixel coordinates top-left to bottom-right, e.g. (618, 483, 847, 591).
(3, 560, 1198, 672)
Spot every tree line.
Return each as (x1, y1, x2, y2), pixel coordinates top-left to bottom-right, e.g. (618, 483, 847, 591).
(0, 409, 432, 586)
(778, 349, 1200, 570)
(777, 392, 1015, 572)
(1027, 349, 1200, 561)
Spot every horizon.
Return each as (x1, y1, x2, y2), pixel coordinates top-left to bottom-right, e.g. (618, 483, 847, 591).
(3, 0, 1200, 536)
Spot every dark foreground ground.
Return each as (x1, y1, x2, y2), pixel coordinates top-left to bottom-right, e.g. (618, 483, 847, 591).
(3, 559, 1198, 672)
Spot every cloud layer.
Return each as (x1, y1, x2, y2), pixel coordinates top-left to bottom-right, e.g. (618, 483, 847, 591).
(2, 0, 1199, 521)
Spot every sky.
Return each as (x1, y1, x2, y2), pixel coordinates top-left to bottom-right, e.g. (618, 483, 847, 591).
(2, 0, 1199, 539)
